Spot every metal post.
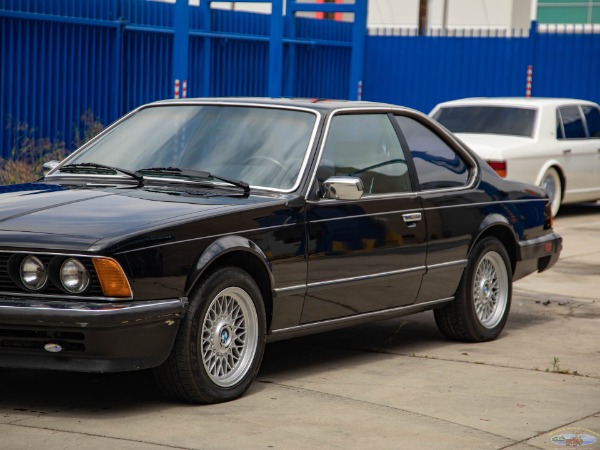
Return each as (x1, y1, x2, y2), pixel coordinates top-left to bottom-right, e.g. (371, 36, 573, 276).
(113, 20, 123, 119)
(349, 0, 367, 100)
(201, 0, 211, 96)
(173, 0, 189, 98)
(269, 0, 284, 97)
(284, 0, 296, 97)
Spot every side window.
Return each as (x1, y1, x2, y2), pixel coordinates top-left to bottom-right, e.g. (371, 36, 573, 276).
(556, 110, 564, 139)
(558, 106, 586, 139)
(317, 114, 411, 195)
(582, 105, 600, 138)
(394, 115, 469, 190)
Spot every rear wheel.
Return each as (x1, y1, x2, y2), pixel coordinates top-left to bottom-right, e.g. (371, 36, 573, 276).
(541, 167, 562, 217)
(434, 237, 512, 342)
(154, 267, 266, 404)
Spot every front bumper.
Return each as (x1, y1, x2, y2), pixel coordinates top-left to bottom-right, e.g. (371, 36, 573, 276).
(514, 232, 562, 281)
(0, 297, 187, 372)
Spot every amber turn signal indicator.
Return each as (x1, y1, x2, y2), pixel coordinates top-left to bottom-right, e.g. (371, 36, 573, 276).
(92, 258, 132, 298)
(488, 160, 507, 178)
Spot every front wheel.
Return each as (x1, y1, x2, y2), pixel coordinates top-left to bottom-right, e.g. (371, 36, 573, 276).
(541, 167, 562, 217)
(154, 267, 266, 404)
(434, 237, 512, 342)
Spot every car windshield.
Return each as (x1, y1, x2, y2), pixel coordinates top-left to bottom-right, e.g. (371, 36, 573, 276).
(61, 105, 317, 191)
(433, 106, 537, 137)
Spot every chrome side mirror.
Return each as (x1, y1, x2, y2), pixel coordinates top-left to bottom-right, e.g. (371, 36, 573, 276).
(322, 176, 364, 200)
(42, 160, 60, 173)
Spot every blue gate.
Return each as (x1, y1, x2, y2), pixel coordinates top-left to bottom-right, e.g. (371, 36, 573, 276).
(0, 0, 366, 158)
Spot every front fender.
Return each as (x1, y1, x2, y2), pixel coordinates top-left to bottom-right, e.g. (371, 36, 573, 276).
(185, 235, 274, 294)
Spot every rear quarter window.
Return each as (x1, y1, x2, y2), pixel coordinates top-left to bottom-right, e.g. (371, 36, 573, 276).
(582, 105, 600, 138)
(558, 106, 586, 139)
(395, 115, 469, 190)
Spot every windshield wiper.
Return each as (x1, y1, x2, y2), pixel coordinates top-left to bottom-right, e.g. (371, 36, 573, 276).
(59, 163, 144, 185)
(139, 167, 250, 196)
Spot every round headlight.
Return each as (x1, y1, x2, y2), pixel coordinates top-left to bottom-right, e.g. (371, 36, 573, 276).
(60, 258, 90, 294)
(20, 256, 48, 291)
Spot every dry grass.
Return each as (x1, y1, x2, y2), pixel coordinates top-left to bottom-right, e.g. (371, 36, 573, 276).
(1, 111, 104, 185)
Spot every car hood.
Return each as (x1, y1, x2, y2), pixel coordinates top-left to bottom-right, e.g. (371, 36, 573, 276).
(454, 133, 534, 160)
(0, 182, 281, 249)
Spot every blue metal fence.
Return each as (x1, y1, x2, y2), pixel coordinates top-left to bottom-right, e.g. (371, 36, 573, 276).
(1, 1, 600, 160)
(0, 0, 359, 158)
(364, 25, 600, 114)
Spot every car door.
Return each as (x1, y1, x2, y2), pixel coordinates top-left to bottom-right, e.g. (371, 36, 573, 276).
(301, 112, 426, 324)
(580, 104, 600, 194)
(393, 114, 477, 304)
(557, 105, 597, 194)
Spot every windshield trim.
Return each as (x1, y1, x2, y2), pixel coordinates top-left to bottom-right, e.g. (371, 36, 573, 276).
(46, 102, 322, 194)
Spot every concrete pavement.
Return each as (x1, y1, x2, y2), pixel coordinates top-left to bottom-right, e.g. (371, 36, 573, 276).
(0, 204, 599, 449)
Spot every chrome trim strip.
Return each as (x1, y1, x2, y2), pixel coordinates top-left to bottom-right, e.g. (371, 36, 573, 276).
(0, 291, 130, 302)
(427, 259, 468, 270)
(270, 297, 453, 335)
(0, 299, 182, 314)
(274, 285, 306, 294)
(274, 266, 426, 294)
(275, 261, 465, 295)
(307, 191, 420, 203)
(307, 266, 426, 289)
(422, 198, 547, 211)
(306, 207, 423, 224)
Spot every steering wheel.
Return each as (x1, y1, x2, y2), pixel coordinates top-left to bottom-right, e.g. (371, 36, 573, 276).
(244, 156, 287, 176)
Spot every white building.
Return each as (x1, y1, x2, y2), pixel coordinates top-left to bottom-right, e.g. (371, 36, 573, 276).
(154, 1, 536, 35)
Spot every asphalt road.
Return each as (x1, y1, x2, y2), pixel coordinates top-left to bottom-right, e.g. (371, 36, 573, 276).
(0, 204, 599, 449)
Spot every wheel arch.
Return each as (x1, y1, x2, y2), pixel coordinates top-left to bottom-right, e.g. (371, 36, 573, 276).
(186, 236, 274, 329)
(534, 161, 566, 196)
(471, 215, 518, 275)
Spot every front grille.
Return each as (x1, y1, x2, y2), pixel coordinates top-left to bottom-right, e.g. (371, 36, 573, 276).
(0, 327, 86, 352)
(0, 252, 103, 297)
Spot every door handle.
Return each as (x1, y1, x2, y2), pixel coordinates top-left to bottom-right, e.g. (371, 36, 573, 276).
(402, 213, 422, 223)
(563, 148, 572, 154)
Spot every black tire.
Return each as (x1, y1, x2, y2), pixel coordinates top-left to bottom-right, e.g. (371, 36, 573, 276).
(154, 267, 266, 404)
(434, 237, 512, 342)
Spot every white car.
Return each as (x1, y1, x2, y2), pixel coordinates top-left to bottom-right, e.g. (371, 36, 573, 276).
(430, 97, 600, 215)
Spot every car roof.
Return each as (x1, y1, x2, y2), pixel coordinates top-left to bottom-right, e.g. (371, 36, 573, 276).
(149, 97, 411, 113)
(433, 97, 599, 109)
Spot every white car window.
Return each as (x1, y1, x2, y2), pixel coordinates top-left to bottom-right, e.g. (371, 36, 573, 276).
(558, 106, 586, 139)
(582, 105, 600, 138)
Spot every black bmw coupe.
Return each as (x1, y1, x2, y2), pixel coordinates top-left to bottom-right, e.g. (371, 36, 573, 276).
(0, 98, 561, 403)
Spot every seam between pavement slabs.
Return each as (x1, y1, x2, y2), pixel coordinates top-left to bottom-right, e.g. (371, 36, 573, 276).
(322, 345, 600, 380)
(390, 351, 599, 380)
(259, 380, 517, 445)
(498, 410, 600, 450)
(0, 422, 188, 450)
